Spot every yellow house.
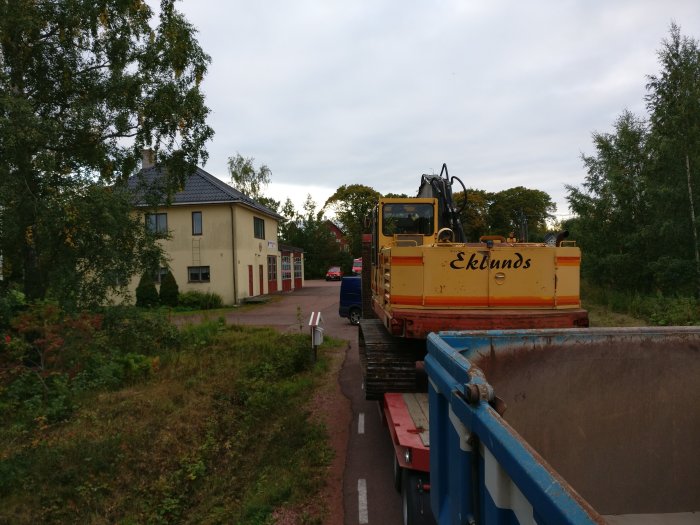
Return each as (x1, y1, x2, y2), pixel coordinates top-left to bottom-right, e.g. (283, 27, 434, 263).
(128, 156, 304, 304)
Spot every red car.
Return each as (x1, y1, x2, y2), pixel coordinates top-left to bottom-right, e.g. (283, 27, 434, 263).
(352, 258, 362, 275)
(325, 266, 343, 281)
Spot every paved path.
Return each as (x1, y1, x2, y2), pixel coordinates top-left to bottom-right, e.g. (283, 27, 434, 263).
(225, 280, 344, 333)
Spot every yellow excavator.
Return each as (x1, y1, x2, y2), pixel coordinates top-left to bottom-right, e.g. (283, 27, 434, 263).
(359, 164, 588, 399)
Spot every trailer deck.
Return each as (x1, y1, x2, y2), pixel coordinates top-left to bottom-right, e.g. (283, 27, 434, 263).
(384, 392, 430, 473)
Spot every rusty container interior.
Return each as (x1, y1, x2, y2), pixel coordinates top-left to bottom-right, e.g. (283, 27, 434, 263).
(468, 329, 700, 518)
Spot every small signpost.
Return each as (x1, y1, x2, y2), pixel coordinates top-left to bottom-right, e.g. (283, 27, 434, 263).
(309, 311, 324, 362)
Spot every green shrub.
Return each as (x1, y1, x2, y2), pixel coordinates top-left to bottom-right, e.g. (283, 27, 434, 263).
(159, 270, 179, 307)
(0, 288, 26, 329)
(0, 304, 181, 429)
(136, 273, 159, 308)
(178, 291, 223, 310)
(180, 318, 227, 349)
(101, 306, 180, 355)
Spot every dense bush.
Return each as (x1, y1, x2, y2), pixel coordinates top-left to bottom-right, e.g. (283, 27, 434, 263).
(0, 303, 181, 429)
(136, 272, 159, 307)
(159, 270, 179, 307)
(178, 290, 223, 310)
(100, 305, 180, 355)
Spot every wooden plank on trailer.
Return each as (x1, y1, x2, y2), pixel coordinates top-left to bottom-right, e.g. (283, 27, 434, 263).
(402, 392, 430, 447)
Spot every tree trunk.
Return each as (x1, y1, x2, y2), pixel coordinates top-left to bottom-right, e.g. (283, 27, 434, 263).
(19, 191, 45, 301)
(686, 153, 700, 298)
(16, 156, 45, 300)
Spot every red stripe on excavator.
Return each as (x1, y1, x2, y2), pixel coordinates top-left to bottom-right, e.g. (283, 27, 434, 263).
(556, 257, 581, 266)
(391, 295, 424, 306)
(489, 297, 556, 307)
(423, 296, 489, 307)
(391, 256, 423, 266)
(392, 296, 563, 307)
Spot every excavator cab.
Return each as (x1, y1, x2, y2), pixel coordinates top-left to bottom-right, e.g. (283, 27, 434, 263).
(376, 199, 438, 249)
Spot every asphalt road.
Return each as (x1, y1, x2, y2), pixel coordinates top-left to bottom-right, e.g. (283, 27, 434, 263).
(220, 279, 403, 524)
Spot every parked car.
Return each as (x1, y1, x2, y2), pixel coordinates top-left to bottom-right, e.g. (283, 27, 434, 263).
(338, 276, 361, 325)
(325, 266, 343, 281)
(351, 258, 362, 275)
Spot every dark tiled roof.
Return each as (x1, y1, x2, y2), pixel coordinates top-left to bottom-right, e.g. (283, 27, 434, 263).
(129, 166, 282, 219)
(279, 243, 305, 253)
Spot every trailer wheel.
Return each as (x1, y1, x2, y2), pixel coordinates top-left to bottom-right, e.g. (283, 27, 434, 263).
(393, 455, 402, 492)
(401, 470, 435, 525)
(349, 307, 361, 325)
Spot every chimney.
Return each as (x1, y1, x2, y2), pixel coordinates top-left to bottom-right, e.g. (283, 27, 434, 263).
(142, 149, 155, 170)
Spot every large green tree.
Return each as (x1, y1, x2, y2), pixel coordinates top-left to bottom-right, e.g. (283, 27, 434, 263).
(646, 23, 700, 295)
(454, 188, 490, 241)
(0, 0, 213, 305)
(227, 153, 272, 201)
(277, 197, 298, 243)
(566, 111, 651, 289)
(324, 184, 381, 257)
(282, 195, 348, 278)
(487, 187, 556, 241)
(566, 24, 700, 296)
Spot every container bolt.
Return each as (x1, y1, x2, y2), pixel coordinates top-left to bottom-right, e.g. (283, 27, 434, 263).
(464, 382, 494, 405)
(465, 384, 480, 405)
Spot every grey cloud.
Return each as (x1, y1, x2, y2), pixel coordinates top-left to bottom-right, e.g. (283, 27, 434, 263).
(160, 0, 700, 215)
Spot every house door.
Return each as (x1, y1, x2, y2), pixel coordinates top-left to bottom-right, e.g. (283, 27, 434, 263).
(259, 265, 264, 296)
(248, 265, 254, 297)
(267, 255, 278, 293)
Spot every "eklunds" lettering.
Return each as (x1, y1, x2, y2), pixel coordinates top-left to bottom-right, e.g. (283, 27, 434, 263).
(449, 252, 532, 271)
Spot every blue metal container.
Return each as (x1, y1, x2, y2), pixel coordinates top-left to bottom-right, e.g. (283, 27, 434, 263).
(425, 327, 700, 525)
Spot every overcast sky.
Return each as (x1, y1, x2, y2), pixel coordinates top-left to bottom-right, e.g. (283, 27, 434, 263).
(166, 1, 700, 219)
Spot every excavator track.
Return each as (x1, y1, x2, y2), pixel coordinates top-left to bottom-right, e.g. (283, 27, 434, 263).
(359, 319, 419, 400)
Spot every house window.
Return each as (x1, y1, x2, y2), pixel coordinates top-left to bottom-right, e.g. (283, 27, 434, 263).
(294, 257, 302, 279)
(254, 217, 265, 239)
(267, 255, 277, 281)
(188, 266, 210, 282)
(154, 267, 169, 283)
(146, 213, 168, 233)
(192, 211, 202, 235)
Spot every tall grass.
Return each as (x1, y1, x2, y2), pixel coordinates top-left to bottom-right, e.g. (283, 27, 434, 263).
(581, 281, 700, 326)
(0, 315, 337, 524)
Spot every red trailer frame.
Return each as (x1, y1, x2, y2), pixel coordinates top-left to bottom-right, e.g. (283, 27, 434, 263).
(384, 392, 430, 474)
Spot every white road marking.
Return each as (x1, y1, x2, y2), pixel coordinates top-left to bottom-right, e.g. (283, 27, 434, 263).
(358, 478, 369, 524)
(358, 413, 365, 434)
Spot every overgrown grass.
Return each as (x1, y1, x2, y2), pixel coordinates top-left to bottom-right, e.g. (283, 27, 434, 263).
(0, 315, 338, 524)
(581, 281, 700, 326)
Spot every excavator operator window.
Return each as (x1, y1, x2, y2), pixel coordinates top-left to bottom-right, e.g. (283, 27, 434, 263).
(382, 203, 434, 236)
